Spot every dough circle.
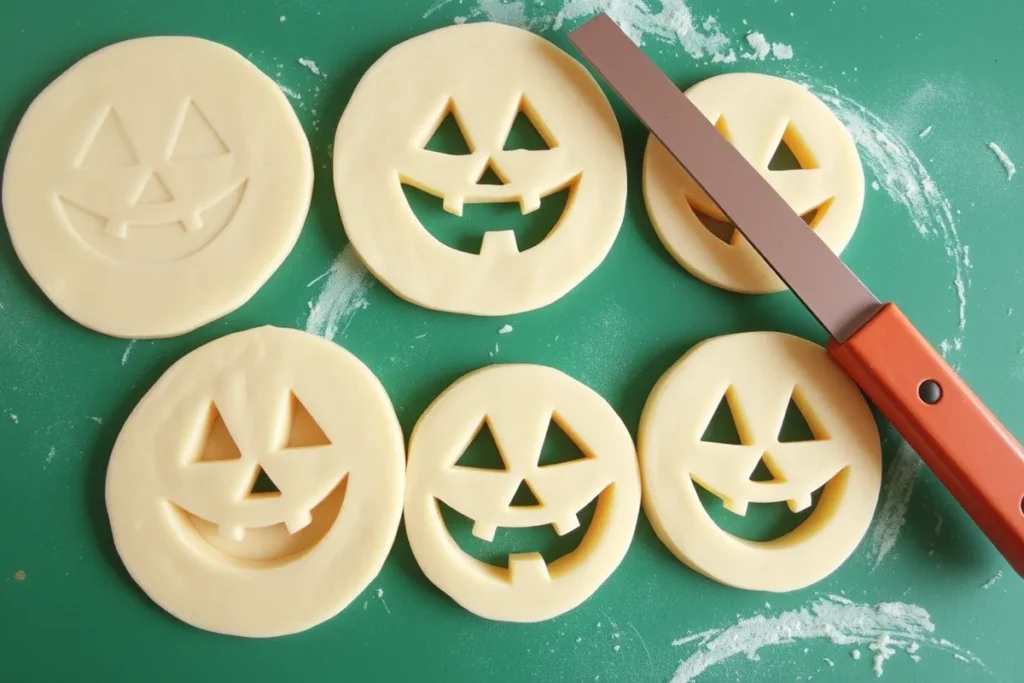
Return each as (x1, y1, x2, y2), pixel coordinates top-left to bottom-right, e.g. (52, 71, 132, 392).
(106, 326, 405, 637)
(643, 73, 865, 294)
(334, 23, 627, 316)
(405, 364, 640, 621)
(638, 332, 881, 592)
(2, 37, 312, 338)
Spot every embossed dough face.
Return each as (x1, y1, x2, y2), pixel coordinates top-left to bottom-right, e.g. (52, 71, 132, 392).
(105, 327, 405, 637)
(643, 73, 865, 294)
(404, 365, 641, 622)
(2, 37, 312, 338)
(639, 332, 882, 591)
(334, 23, 627, 316)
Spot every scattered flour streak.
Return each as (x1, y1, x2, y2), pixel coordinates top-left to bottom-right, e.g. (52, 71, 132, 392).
(304, 246, 374, 340)
(668, 596, 982, 682)
(277, 83, 302, 101)
(987, 142, 1016, 180)
(425, 0, 793, 61)
(297, 57, 325, 77)
(870, 438, 923, 568)
(806, 79, 969, 343)
(121, 340, 137, 366)
(981, 571, 1003, 589)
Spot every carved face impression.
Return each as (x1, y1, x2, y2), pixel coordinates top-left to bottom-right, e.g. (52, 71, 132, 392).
(106, 327, 405, 637)
(404, 364, 641, 622)
(334, 23, 627, 316)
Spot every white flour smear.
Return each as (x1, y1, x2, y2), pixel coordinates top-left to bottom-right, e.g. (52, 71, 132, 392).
(806, 81, 969, 344)
(668, 596, 982, 682)
(120, 340, 137, 366)
(869, 437, 923, 568)
(981, 571, 1003, 589)
(798, 81, 970, 567)
(297, 57, 325, 77)
(304, 245, 374, 340)
(425, 0, 793, 61)
(277, 83, 302, 101)
(987, 142, 1016, 180)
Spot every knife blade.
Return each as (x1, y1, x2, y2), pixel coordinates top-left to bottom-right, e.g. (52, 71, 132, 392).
(569, 13, 1024, 576)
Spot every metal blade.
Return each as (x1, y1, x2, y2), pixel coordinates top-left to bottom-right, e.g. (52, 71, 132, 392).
(569, 14, 882, 342)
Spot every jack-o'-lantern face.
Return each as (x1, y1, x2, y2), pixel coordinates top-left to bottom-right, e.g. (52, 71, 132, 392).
(106, 327, 405, 637)
(639, 332, 882, 592)
(334, 23, 627, 316)
(3, 37, 312, 338)
(404, 364, 641, 622)
(58, 99, 247, 264)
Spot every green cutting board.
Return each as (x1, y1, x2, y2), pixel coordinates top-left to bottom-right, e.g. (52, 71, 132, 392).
(1, 0, 1021, 681)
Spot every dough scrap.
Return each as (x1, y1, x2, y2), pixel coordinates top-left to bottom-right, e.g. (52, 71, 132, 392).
(105, 326, 405, 637)
(404, 364, 640, 621)
(334, 23, 627, 316)
(2, 37, 312, 338)
(639, 332, 881, 592)
(643, 73, 865, 294)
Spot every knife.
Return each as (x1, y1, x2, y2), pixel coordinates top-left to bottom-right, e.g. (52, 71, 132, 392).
(569, 13, 1024, 576)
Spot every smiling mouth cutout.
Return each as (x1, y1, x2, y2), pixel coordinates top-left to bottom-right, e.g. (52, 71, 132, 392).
(399, 97, 582, 255)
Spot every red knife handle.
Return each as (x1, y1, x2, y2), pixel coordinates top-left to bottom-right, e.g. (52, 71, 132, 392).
(827, 303, 1024, 576)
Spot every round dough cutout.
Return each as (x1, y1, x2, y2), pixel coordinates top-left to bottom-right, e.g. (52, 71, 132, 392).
(106, 326, 405, 637)
(643, 73, 865, 294)
(334, 23, 627, 316)
(405, 364, 640, 621)
(639, 332, 881, 592)
(2, 37, 313, 338)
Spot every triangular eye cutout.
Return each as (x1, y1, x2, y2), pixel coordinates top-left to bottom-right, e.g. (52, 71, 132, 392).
(193, 402, 243, 462)
(79, 107, 138, 167)
(423, 101, 473, 155)
(454, 419, 507, 470)
(284, 392, 331, 449)
(693, 208, 736, 245)
(247, 467, 281, 497)
(502, 98, 552, 150)
(476, 161, 506, 185)
(701, 392, 742, 445)
(778, 393, 819, 442)
(749, 456, 781, 482)
(170, 100, 229, 160)
(537, 418, 589, 466)
(509, 479, 541, 507)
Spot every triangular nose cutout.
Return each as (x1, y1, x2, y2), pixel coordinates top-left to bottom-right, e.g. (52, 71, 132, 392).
(749, 456, 780, 482)
(476, 160, 506, 185)
(247, 466, 282, 497)
(509, 479, 541, 507)
(134, 172, 173, 204)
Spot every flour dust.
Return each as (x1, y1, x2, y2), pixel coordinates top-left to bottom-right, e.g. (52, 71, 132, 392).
(669, 595, 982, 682)
(425, 0, 794, 62)
(304, 245, 374, 340)
(795, 78, 970, 566)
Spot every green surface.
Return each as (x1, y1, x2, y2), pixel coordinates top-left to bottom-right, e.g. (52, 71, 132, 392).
(1, 0, 1022, 681)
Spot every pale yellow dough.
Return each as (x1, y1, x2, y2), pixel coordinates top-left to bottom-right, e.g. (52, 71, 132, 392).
(2, 37, 312, 338)
(105, 326, 405, 637)
(639, 332, 881, 592)
(404, 364, 640, 622)
(643, 73, 865, 294)
(334, 23, 627, 316)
